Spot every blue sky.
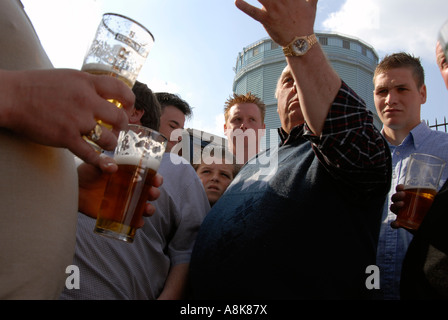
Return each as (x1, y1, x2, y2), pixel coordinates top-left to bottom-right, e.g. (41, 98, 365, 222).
(22, 0, 448, 137)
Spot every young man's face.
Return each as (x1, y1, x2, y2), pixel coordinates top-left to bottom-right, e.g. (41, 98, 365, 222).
(374, 67, 426, 131)
(224, 103, 265, 163)
(159, 105, 185, 152)
(196, 160, 235, 206)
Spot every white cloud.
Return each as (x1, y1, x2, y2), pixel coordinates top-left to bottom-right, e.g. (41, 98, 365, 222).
(22, 0, 103, 68)
(322, 0, 448, 61)
(146, 77, 181, 94)
(324, 0, 380, 32)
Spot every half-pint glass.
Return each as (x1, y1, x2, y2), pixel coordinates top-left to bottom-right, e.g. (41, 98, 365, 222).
(394, 153, 446, 231)
(94, 124, 167, 243)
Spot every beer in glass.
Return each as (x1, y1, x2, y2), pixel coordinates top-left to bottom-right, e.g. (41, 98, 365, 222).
(94, 124, 167, 243)
(394, 153, 446, 230)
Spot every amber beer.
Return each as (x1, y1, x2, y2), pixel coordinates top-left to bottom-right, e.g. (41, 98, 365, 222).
(395, 187, 437, 230)
(94, 155, 160, 243)
(81, 64, 134, 152)
(82, 63, 134, 126)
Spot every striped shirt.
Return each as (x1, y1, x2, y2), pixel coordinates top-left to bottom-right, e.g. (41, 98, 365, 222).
(279, 81, 391, 192)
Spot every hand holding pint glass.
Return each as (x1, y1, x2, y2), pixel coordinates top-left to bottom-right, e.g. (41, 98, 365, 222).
(94, 124, 167, 243)
(82, 13, 155, 150)
(394, 153, 446, 231)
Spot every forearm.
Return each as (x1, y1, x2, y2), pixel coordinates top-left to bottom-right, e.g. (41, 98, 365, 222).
(308, 81, 389, 171)
(0, 70, 22, 131)
(234, 0, 340, 135)
(286, 45, 341, 136)
(302, 81, 391, 193)
(0, 68, 134, 168)
(157, 263, 189, 300)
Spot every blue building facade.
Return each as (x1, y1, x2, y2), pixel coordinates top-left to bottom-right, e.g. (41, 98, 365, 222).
(233, 32, 380, 147)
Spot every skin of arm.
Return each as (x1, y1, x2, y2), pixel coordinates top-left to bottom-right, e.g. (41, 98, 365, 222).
(0, 68, 134, 167)
(0, 68, 164, 219)
(157, 263, 190, 300)
(235, 0, 340, 135)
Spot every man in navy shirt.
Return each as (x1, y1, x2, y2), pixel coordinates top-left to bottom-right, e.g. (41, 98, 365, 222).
(189, 0, 391, 299)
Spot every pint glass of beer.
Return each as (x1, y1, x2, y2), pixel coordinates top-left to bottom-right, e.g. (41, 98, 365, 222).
(82, 13, 154, 149)
(394, 153, 446, 231)
(94, 124, 167, 243)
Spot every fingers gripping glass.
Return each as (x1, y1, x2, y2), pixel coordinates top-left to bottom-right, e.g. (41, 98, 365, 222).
(394, 153, 446, 231)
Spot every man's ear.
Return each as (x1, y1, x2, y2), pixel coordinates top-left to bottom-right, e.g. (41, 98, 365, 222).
(129, 108, 145, 124)
(419, 84, 427, 105)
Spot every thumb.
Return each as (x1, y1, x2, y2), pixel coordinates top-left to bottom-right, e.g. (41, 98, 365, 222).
(98, 153, 118, 173)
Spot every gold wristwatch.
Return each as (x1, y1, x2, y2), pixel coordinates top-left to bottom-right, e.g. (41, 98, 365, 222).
(282, 34, 318, 57)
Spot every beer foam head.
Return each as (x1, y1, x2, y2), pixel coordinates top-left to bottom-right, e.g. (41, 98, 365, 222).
(114, 154, 160, 171)
(81, 63, 115, 73)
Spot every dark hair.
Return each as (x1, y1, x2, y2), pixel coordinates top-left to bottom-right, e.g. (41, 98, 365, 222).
(374, 52, 425, 88)
(132, 81, 161, 130)
(155, 92, 192, 120)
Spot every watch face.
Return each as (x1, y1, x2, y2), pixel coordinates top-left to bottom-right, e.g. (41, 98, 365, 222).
(293, 38, 308, 54)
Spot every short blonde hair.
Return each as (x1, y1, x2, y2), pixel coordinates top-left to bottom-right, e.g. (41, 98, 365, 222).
(224, 92, 266, 123)
(192, 146, 241, 178)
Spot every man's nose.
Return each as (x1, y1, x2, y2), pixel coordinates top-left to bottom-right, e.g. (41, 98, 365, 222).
(386, 91, 397, 106)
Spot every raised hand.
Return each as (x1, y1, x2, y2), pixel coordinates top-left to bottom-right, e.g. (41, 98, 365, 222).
(234, 0, 318, 46)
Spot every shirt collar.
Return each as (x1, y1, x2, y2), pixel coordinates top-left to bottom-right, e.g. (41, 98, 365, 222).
(409, 121, 432, 149)
(381, 121, 431, 149)
(278, 124, 305, 146)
